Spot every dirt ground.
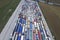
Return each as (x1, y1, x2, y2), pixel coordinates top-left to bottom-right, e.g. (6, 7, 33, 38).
(49, 0, 60, 4)
(39, 2, 60, 40)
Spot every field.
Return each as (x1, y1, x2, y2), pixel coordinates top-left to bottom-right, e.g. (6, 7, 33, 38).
(38, 2, 60, 40)
(44, 0, 60, 4)
(49, 0, 60, 4)
(0, 0, 20, 33)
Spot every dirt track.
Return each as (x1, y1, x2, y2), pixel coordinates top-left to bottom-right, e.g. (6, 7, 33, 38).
(39, 2, 60, 40)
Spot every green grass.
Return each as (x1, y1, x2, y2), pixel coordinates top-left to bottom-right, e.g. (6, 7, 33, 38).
(0, 0, 21, 32)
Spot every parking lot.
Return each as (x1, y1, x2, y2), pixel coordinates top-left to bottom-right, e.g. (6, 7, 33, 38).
(0, 0, 54, 40)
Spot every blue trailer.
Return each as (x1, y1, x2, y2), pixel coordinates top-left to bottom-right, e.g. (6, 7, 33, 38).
(17, 35, 21, 40)
(18, 24, 23, 33)
(30, 22, 33, 29)
(39, 25, 45, 40)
